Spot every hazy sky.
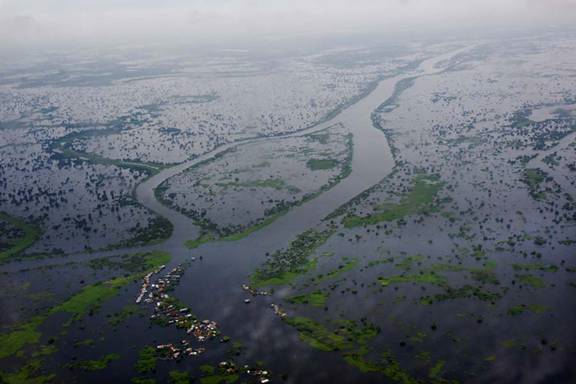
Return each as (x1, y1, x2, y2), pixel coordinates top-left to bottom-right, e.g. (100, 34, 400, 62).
(1, 0, 576, 49)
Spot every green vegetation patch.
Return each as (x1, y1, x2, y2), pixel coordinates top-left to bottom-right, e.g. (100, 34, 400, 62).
(283, 315, 451, 383)
(379, 272, 448, 288)
(220, 212, 285, 242)
(0, 316, 45, 359)
(185, 232, 216, 249)
(522, 168, 547, 200)
(70, 353, 120, 371)
(108, 304, 143, 326)
(216, 178, 300, 193)
(89, 251, 169, 274)
(515, 274, 546, 288)
(54, 251, 169, 319)
(343, 174, 444, 228)
(310, 257, 359, 283)
(307, 158, 339, 171)
(0, 358, 55, 384)
(419, 285, 504, 305)
(469, 260, 499, 285)
(508, 304, 549, 316)
(512, 263, 558, 272)
(200, 374, 239, 384)
(0, 251, 170, 360)
(135, 346, 157, 374)
(111, 216, 173, 250)
(250, 227, 335, 287)
(307, 132, 330, 144)
(284, 316, 379, 353)
(396, 255, 425, 271)
(169, 370, 190, 384)
(50, 126, 167, 176)
(0, 212, 41, 263)
(287, 291, 328, 307)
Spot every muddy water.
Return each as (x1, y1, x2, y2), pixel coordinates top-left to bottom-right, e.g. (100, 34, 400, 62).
(0, 47, 475, 383)
(136, 46, 474, 258)
(1, 47, 471, 275)
(127, 47, 475, 383)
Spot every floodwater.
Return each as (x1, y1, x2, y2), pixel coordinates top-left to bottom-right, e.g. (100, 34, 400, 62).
(1, 47, 479, 383)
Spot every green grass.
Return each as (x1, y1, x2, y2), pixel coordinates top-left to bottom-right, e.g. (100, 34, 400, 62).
(216, 178, 300, 193)
(512, 263, 558, 272)
(377, 256, 493, 288)
(0, 359, 54, 384)
(135, 347, 157, 374)
(131, 378, 156, 384)
(0, 212, 41, 263)
(508, 304, 549, 316)
(0, 316, 45, 359)
(52, 282, 121, 317)
(71, 353, 120, 371)
(284, 317, 379, 353)
(185, 212, 286, 247)
(250, 228, 335, 287)
(287, 291, 328, 307)
(343, 174, 444, 228)
(396, 255, 425, 271)
(283, 317, 351, 352)
(251, 257, 318, 287)
(516, 274, 546, 288)
(182, 133, 353, 247)
(107, 217, 173, 250)
(220, 212, 284, 242)
(307, 132, 330, 144)
(200, 374, 239, 384)
(52, 251, 169, 318)
(185, 232, 216, 249)
(53, 137, 166, 176)
(378, 272, 448, 287)
(169, 370, 190, 384)
(108, 305, 143, 326)
(282, 316, 435, 382)
(523, 169, 545, 188)
(469, 260, 499, 285)
(0, 251, 170, 360)
(428, 360, 446, 380)
(522, 168, 547, 200)
(419, 285, 504, 305)
(307, 158, 339, 170)
(310, 257, 359, 283)
(89, 251, 169, 273)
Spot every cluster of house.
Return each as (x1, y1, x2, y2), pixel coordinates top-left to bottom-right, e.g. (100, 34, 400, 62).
(134, 263, 222, 360)
(136, 264, 166, 304)
(217, 361, 271, 384)
(156, 340, 205, 359)
(241, 284, 270, 296)
(134, 264, 274, 381)
(270, 303, 287, 319)
(241, 284, 287, 319)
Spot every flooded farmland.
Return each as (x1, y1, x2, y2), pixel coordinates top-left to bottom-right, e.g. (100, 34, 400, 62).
(1, 23, 575, 384)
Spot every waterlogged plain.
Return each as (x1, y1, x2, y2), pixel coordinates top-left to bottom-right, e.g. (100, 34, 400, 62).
(0, 35, 575, 384)
(158, 123, 352, 238)
(0, 144, 170, 255)
(240, 37, 576, 383)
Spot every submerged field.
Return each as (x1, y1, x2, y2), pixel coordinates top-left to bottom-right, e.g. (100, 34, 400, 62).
(1, 34, 575, 383)
(157, 123, 353, 238)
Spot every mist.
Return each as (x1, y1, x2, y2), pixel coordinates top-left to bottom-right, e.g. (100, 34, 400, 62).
(1, 0, 576, 50)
